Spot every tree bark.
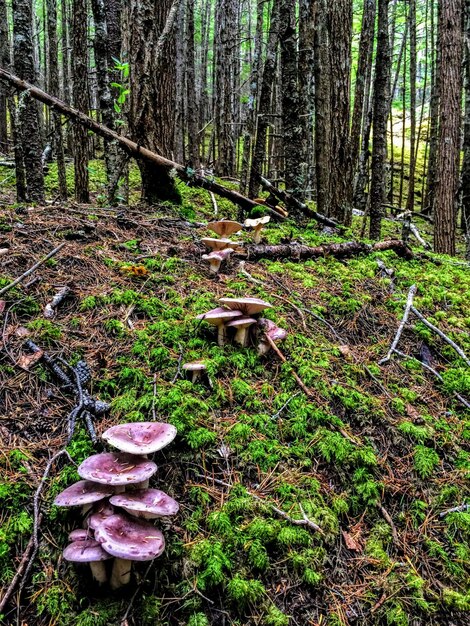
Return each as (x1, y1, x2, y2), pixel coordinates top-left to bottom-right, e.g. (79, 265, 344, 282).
(46, 0, 67, 199)
(462, 0, 470, 240)
(0, 0, 9, 151)
(279, 0, 304, 204)
(72, 0, 89, 202)
(369, 0, 391, 240)
(298, 0, 316, 199)
(128, 0, 181, 204)
(186, 0, 199, 168)
(12, 0, 45, 203)
(405, 0, 417, 212)
(424, 0, 438, 215)
(433, 0, 462, 255)
(327, 0, 353, 225)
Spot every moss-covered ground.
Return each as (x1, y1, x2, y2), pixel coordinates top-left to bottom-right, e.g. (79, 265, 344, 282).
(0, 167, 469, 626)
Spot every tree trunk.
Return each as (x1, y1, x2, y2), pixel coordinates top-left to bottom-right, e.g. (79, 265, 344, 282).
(298, 0, 316, 200)
(369, 0, 391, 240)
(128, 0, 181, 204)
(462, 0, 470, 239)
(186, 0, 199, 168)
(12, 0, 45, 203)
(313, 0, 331, 216)
(0, 0, 9, 151)
(72, 0, 89, 202)
(46, 0, 67, 200)
(279, 0, 304, 204)
(424, 0, 438, 214)
(248, 0, 280, 198)
(327, 0, 353, 225)
(351, 0, 376, 176)
(433, 0, 462, 255)
(405, 0, 417, 212)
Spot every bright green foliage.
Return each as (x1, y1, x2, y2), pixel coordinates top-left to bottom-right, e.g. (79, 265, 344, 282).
(413, 445, 440, 479)
(227, 575, 265, 610)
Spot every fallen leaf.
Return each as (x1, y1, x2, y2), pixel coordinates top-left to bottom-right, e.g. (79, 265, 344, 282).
(406, 404, 420, 420)
(0, 300, 5, 313)
(15, 326, 31, 338)
(342, 530, 362, 552)
(17, 350, 44, 370)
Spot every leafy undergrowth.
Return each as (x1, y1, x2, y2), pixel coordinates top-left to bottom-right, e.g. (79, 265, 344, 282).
(0, 190, 469, 626)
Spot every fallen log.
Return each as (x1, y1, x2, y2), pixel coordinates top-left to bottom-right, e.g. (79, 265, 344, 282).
(0, 68, 290, 221)
(169, 239, 414, 262)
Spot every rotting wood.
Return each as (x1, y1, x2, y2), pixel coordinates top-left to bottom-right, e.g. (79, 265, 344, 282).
(0, 68, 287, 220)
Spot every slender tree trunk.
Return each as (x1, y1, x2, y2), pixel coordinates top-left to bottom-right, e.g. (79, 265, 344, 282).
(405, 0, 417, 212)
(369, 0, 391, 239)
(0, 0, 9, 151)
(327, 0, 353, 225)
(298, 0, 316, 199)
(12, 0, 45, 203)
(72, 0, 89, 202)
(186, 0, 199, 168)
(433, 0, 462, 255)
(314, 0, 331, 216)
(46, 0, 67, 199)
(351, 0, 376, 184)
(462, 0, 470, 242)
(129, 0, 181, 204)
(424, 0, 438, 214)
(248, 0, 280, 198)
(174, 0, 185, 163)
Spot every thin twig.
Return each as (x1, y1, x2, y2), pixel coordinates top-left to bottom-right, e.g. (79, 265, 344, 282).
(265, 334, 313, 397)
(379, 284, 417, 365)
(410, 306, 470, 367)
(171, 343, 184, 383)
(271, 392, 301, 420)
(377, 503, 399, 545)
(0, 242, 66, 297)
(392, 349, 470, 409)
(195, 474, 324, 535)
(439, 503, 470, 518)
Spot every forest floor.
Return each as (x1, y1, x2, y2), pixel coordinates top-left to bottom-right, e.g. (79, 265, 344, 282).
(0, 168, 469, 626)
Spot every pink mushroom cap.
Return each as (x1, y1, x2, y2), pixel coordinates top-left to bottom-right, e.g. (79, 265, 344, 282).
(110, 489, 179, 519)
(218, 297, 273, 316)
(87, 502, 116, 531)
(63, 539, 112, 563)
(102, 422, 177, 456)
(53, 480, 115, 507)
(94, 514, 165, 561)
(77, 452, 158, 486)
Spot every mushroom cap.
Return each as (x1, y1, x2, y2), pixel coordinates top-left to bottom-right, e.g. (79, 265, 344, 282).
(207, 220, 243, 237)
(196, 307, 243, 325)
(63, 539, 112, 563)
(202, 248, 233, 262)
(69, 528, 92, 542)
(94, 514, 165, 561)
(110, 488, 179, 518)
(218, 297, 273, 316)
(182, 361, 207, 372)
(201, 238, 242, 251)
(225, 316, 257, 329)
(102, 422, 177, 456)
(258, 318, 288, 341)
(244, 216, 271, 228)
(78, 452, 158, 486)
(87, 502, 116, 531)
(54, 480, 115, 507)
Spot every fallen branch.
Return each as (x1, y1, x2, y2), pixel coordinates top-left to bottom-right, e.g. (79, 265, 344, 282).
(195, 474, 324, 535)
(265, 334, 313, 398)
(379, 284, 417, 365)
(44, 285, 71, 319)
(377, 503, 399, 546)
(0, 242, 66, 297)
(439, 503, 470, 518)
(259, 175, 344, 229)
(410, 306, 470, 368)
(0, 68, 284, 218)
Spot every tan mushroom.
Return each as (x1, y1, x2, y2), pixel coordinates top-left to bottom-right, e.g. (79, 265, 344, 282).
(244, 216, 271, 244)
(202, 248, 233, 274)
(201, 237, 243, 252)
(207, 220, 243, 238)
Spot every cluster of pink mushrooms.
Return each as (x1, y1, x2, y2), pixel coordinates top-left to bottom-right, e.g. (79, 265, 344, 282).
(182, 297, 287, 382)
(54, 421, 178, 589)
(201, 218, 270, 274)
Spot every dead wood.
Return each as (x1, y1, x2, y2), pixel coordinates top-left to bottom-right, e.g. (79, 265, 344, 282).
(0, 68, 285, 219)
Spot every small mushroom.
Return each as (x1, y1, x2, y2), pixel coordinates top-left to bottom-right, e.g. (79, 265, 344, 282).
(257, 318, 287, 355)
(102, 422, 177, 457)
(196, 307, 244, 346)
(110, 488, 179, 520)
(54, 480, 115, 515)
(182, 360, 208, 383)
(94, 513, 165, 589)
(87, 502, 116, 531)
(202, 248, 233, 274)
(218, 297, 273, 316)
(225, 316, 257, 346)
(63, 539, 112, 584)
(77, 452, 158, 488)
(244, 215, 271, 243)
(201, 237, 243, 252)
(207, 220, 243, 238)
(68, 528, 93, 542)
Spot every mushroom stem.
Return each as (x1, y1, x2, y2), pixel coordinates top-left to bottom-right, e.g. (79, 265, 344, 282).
(134, 479, 149, 490)
(234, 327, 249, 347)
(110, 558, 132, 589)
(253, 226, 263, 244)
(257, 341, 271, 356)
(208, 259, 222, 274)
(90, 560, 109, 584)
(216, 323, 227, 347)
(191, 370, 201, 383)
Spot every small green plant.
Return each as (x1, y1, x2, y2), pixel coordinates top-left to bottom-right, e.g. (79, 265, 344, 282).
(226, 575, 265, 610)
(413, 445, 440, 479)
